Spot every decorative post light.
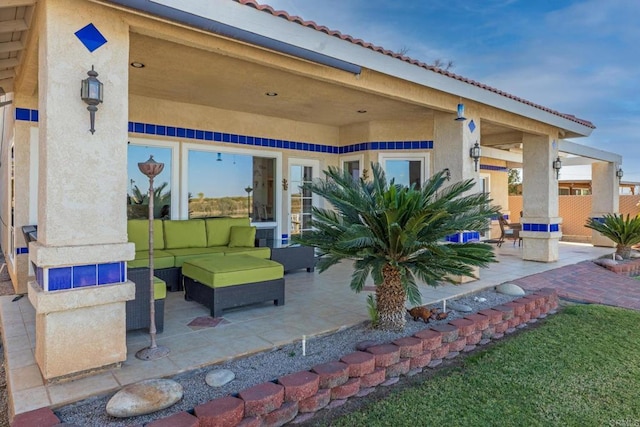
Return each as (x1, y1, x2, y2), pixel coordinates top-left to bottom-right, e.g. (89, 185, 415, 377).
(245, 186, 253, 219)
(135, 155, 170, 361)
(616, 166, 624, 180)
(80, 65, 103, 134)
(469, 141, 481, 172)
(455, 103, 466, 121)
(443, 168, 451, 181)
(552, 156, 562, 180)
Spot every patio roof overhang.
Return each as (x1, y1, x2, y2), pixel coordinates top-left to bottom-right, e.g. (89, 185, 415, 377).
(94, 0, 595, 140)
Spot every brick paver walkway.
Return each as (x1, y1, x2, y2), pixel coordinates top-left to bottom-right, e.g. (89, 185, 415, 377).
(512, 260, 640, 311)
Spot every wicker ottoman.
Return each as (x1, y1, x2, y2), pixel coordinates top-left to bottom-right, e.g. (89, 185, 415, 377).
(182, 255, 285, 317)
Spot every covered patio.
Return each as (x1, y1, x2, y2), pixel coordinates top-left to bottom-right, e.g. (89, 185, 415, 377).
(0, 242, 611, 417)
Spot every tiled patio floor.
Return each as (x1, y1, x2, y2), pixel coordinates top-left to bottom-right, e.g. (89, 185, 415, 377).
(0, 242, 612, 417)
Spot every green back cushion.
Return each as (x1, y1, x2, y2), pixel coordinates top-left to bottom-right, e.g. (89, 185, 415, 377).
(163, 220, 207, 249)
(205, 217, 250, 247)
(228, 226, 256, 248)
(127, 219, 165, 251)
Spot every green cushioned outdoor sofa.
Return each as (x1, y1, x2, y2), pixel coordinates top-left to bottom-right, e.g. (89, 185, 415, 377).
(127, 217, 270, 291)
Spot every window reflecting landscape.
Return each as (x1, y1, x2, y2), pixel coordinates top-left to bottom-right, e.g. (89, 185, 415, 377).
(127, 145, 172, 219)
(188, 151, 275, 221)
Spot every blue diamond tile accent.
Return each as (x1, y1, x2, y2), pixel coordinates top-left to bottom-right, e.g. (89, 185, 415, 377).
(74, 23, 108, 52)
(468, 120, 476, 133)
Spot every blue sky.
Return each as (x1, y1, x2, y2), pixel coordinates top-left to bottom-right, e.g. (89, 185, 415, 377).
(263, 0, 640, 182)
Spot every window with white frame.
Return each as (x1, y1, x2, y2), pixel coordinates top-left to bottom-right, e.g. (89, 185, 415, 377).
(378, 152, 429, 189)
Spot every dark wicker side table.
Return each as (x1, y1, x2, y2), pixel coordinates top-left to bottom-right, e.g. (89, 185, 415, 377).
(270, 245, 315, 273)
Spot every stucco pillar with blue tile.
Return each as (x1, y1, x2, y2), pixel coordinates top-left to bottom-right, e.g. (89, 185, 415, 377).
(434, 109, 482, 282)
(590, 161, 619, 247)
(26, 0, 135, 381)
(521, 134, 562, 262)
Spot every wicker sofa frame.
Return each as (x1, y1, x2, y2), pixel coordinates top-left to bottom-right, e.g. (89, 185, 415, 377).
(126, 267, 165, 333)
(183, 275, 285, 318)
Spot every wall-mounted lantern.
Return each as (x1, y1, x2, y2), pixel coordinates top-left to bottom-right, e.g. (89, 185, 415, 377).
(552, 156, 562, 180)
(80, 65, 103, 134)
(469, 141, 481, 172)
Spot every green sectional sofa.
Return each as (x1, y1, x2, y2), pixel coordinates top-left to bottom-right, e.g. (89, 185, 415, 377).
(127, 217, 270, 291)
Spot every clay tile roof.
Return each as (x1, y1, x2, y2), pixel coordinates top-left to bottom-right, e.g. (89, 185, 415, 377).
(235, 0, 595, 129)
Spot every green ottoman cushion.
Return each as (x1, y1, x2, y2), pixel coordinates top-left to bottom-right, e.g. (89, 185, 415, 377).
(153, 276, 167, 300)
(182, 255, 283, 288)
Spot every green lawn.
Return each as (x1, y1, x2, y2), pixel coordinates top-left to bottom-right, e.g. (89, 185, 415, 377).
(327, 305, 640, 427)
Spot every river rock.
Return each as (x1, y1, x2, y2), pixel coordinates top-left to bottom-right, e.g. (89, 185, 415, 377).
(106, 379, 183, 418)
(206, 369, 235, 387)
(594, 258, 618, 267)
(448, 301, 473, 312)
(496, 283, 525, 296)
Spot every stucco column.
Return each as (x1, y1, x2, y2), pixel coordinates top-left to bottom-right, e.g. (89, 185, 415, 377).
(433, 111, 481, 190)
(521, 134, 561, 262)
(28, 0, 135, 381)
(590, 161, 619, 247)
(434, 109, 481, 282)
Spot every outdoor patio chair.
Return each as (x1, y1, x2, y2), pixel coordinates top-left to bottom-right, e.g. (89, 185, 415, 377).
(484, 216, 507, 247)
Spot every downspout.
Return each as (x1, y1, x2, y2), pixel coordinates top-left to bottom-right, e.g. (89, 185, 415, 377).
(103, 0, 362, 75)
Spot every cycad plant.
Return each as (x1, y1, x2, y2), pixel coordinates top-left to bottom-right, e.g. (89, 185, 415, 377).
(292, 163, 500, 331)
(585, 214, 640, 259)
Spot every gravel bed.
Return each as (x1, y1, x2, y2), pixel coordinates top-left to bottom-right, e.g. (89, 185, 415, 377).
(55, 288, 521, 426)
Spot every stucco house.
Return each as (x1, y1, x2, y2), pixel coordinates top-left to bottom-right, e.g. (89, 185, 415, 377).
(0, 0, 623, 381)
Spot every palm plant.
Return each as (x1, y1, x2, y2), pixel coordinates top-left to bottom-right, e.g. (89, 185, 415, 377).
(292, 163, 500, 331)
(585, 214, 640, 259)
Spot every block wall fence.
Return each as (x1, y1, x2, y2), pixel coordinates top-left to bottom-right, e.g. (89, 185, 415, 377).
(509, 195, 640, 242)
(12, 289, 559, 427)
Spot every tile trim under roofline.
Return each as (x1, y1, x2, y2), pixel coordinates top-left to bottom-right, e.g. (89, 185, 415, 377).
(14, 109, 434, 153)
(139, 0, 594, 137)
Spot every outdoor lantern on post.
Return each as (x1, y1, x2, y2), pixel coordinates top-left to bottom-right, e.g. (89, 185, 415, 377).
(552, 156, 562, 180)
(136, 155, 170, 361)
(245, 186, 253, 219)
(469, 141, 481, 172)
(80, 65, 103, 134)
(617, 166, 624, 180)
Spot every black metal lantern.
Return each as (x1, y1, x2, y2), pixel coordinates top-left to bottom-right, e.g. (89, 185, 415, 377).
(80, 65, 103, 134)
(552, 156, 562, 180)
(616, 167, 624, 180)
(469, 141, 481, 172)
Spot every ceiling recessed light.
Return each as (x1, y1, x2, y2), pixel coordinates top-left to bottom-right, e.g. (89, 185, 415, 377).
(265, 92, 278, 97)
(130, 62, 145, 68)
(357, 110, 367, 113)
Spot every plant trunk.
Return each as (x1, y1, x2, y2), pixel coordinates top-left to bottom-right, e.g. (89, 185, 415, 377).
(617, 244, 632, 260)
(375, 264, 407, 331)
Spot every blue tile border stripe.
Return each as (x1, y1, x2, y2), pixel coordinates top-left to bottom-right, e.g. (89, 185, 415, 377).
(36, 261, 127, 292)
(446, 231, 480, 243)
(522, 223, 561, 232)
(128, 119, 434, 154)
(480, 164, 509, 172)
(16, 247, 28, 255)
(15, 108, 39, 122)
(15, 110, 435, 154)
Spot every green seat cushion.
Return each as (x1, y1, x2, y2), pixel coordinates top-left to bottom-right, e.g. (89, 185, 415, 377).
(228, 226, 256, 247)
(129, 250, 175, 269)
(128, 219, 165, 251)
(153, 276, 167, 300)
(164, 219, 207, 249)
(164, 247, 226, 267)
(223, 247, 271, 259)
(182, 255, 283, 288)
(205, 217, 250, 247)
